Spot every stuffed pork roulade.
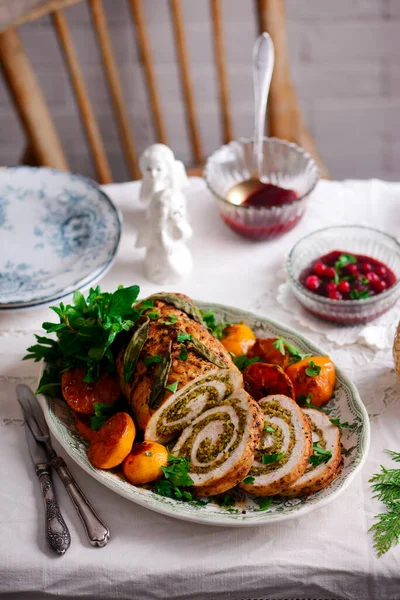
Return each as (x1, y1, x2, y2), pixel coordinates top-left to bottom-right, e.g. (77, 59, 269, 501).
(172, 389, 263, 496)
(240, 394, 312, 496)
(280, 408, 342, 497)
(116, 293, 237, 432)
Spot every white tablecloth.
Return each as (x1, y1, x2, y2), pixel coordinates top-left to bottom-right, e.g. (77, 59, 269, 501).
(1, 177, 400, 600)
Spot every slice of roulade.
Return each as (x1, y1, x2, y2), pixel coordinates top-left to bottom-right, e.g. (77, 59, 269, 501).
(172, 389, 263, 496)
(145, 368, 243, 443)
(117, 294, 237, 431)
(280, 408, 342, 497)
(240, 394, 312, 496)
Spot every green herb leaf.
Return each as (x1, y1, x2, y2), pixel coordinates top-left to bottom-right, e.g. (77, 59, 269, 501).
(262, 452, 285, 464)
(330, 418, 350, 428)
(123, 318, 149, 382)
(273, 336, 311, 364)
(90, 401, 117, 431)
(254, 497, 273, 511)
(263, 424, 275, 433)
(149, 293, 205, 325)
(369, 450, 400, 556)
(334, 271, 340, 285)
(200, 310, 230, 339)
(146, 310, 160, 320)
(305, 360, 322, 377)
(148, 345, 173, 409)
(216, 493, 235, 508)
(161, 455, 194, 487)
(177, 332, 192, 343)
(166, 381, 179, 393)
(233, 355, 260, 372)
(273, 336, 286, 355)
(189, 336, 226, 368)
(309, 442, 332, 466)
(243, 476, 255, 485)
(144, 354, 163, 367)
(334, 253, 357, 271)
(178, 344, 188, 361)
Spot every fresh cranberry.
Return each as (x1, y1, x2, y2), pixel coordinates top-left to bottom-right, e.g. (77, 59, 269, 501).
(347, 264, 358, 275)
(366, 271, 379, 284)
(306, 275, 320, 291)
(360, 262, 372, 273)
(372, 279, 387, 293)
(313, 262, 326, 276)
(328, 290, 343, 300)
(338, 280, 350, 293)
(324, 267, 336, 279)
(326, 282, 337, 293)
(376, 265, 387, 278)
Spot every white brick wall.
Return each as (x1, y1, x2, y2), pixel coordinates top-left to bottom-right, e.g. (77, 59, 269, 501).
(0, 0, 399, 181)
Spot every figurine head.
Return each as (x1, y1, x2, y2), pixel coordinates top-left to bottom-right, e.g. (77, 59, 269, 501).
(139, 144, 188, 203)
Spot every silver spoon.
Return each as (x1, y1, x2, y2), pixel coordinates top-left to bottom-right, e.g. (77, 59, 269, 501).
(226, 32, 275, 205)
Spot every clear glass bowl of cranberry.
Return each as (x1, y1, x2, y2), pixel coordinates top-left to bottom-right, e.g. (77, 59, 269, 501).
(203, 137, 319, 241)
(287, 225, 400, 325)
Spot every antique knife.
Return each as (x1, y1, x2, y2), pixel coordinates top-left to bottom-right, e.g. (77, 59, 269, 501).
(16, 384, 110, 548)
(20, 400, 71, 555)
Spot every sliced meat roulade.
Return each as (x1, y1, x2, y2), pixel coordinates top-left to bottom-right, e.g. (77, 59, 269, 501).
(172, 389, 263, 496)
(281, 408, 342, 497)
(240, 394, 312, 496)
(145, 368, 243, 443)
(117, 294, 237, 432)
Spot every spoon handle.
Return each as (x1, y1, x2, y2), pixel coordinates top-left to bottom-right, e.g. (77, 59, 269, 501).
(253, 32, 274, 178)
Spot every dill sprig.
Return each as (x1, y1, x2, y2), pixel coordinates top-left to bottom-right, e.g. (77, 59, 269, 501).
(369, 450, 400, 557)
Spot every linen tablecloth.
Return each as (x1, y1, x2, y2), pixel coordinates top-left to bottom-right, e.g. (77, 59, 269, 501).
(1, 177, 400, 600)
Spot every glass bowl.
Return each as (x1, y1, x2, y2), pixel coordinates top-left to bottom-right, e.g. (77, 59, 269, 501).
(203, 137, 320, 240)
(287, 225, 400, 325)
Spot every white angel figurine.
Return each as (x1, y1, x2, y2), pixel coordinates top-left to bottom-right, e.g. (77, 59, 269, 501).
(136, 144, 193, 284)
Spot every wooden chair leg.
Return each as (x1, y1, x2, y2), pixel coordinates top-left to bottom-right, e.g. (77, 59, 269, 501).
(256, 0, 329, 179)
(20, 144, 39, 166)
(0, 27, 69, 171)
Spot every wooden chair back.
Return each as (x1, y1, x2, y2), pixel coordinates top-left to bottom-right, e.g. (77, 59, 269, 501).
(0, 0, 329, 183)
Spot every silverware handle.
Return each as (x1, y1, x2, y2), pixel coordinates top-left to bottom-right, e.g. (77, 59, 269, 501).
(36, 465, 71, 556)
(52, 457, 110, 547)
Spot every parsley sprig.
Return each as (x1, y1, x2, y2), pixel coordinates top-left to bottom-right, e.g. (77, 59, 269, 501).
(201, 310, 230, 340)
(24, 285, 142, 394)
(90, 401, 118, 431)
(273, 336, 311, 364)
(154, 455, 194, 501)
(309, 442, 332, 466)
(305, 360, 322, 377)
(369, 450, 400, 556)
(233, 354, 260, 372)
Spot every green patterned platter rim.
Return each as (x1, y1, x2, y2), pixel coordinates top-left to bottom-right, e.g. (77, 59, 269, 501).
(39, 302, 370, 527)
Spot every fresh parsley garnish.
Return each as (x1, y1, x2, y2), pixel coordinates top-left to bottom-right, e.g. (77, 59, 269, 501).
(178, 344, 188, 361)
(243, 476, 255, 485)
(154, 455, 194, 502)
(177, 332, 192, 343)
(201, 310, 230, 340)
(216, 493, 236, 508)
(264, 424, 275, 433)
(254, 497, 273, 511)
(334, 253, 357, 271)
(350, 289, 370, 300)
(369, 450, 400, 556)
(144, 354, 163, 367)
(161, 314, 179, 325)
(330, 418, 350, 428)
(24, 285, 141, 393)
(90, 401, 117, 431)
(166, 381, 179, 393)
(305, 360, 321, 377)
(233, 354, 260, 372)
(147, 310, 160, 320)
(273, 336, 311, 364)
(262, 452, 285, 464)
(309, 442, 332, 466)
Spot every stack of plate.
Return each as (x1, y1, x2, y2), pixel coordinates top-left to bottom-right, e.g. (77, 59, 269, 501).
(0, 167, 121, 309)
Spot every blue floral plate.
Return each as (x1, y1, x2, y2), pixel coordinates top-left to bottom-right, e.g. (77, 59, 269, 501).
(0, 167, 121, 309)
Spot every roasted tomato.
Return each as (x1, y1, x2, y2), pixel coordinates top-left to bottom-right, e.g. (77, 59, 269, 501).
(247, 337, 290, 369)
(61, 368, 120, 415)
(243, 362, 295, 401)
(285, 356, 336, 408)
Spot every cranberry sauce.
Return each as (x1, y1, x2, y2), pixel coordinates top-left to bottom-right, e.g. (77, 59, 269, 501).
(299, 251, 397, 300)
(243, 183, 298, 208)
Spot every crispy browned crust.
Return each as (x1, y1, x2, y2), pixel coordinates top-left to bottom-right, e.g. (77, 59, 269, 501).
(240, 397, 313, 496)
(280, 442, 342, 497)
(194, 395, 264, 497)
(116, 296, 237, 431)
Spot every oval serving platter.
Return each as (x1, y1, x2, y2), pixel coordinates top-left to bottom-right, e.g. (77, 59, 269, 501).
(39, 302, 370, 527)
(0, 167, 121, 309)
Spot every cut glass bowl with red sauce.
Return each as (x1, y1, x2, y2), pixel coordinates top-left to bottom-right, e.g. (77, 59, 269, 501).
(287, 226, 400, 325)
(204, 137, 320, 241)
